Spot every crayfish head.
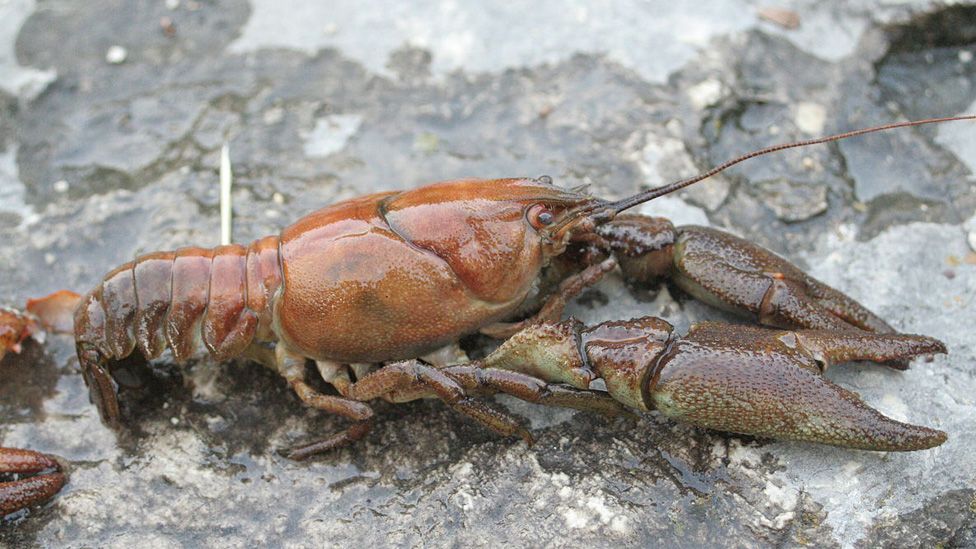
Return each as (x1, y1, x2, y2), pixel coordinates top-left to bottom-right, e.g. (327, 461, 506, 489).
(382, 176, 596, 305)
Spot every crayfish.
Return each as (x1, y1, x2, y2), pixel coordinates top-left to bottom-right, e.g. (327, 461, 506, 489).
(1, 115, 972, 518)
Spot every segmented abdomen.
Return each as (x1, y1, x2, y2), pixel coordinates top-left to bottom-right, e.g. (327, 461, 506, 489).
(74, 236, 282, 363)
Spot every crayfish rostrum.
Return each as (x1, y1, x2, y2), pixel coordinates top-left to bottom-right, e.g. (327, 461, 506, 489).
(1, 115, 971, 517)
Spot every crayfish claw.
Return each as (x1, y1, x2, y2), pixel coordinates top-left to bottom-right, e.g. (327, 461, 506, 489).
(0, 447, 67, 518)
(648, 323, 948, 451)
(789, 329, 946, 371)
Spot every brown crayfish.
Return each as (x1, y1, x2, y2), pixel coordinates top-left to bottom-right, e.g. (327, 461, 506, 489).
(1, 115, 972, 518)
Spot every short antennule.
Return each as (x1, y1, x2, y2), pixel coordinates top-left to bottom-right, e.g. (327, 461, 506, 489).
(603, 114, 976, 215)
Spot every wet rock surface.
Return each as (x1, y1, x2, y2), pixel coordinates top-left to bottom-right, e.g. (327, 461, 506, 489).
(1, 1, 975, 546)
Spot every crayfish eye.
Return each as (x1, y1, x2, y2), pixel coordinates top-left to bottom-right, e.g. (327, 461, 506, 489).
(527, 203, 555, 229)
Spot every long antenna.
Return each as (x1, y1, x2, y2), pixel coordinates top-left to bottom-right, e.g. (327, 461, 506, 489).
(604, 114, 976, 215)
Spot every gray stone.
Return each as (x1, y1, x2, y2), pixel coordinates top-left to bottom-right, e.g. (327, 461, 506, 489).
(754, 177, 829, 222)
(0, 0, 55, 99)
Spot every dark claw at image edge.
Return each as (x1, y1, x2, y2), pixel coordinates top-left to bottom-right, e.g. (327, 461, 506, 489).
(0, 448, 66, 518)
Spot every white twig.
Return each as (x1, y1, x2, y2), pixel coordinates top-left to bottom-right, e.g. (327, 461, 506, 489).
(220, 143, 233, 245)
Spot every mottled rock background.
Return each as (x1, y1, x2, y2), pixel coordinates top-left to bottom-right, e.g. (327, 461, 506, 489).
(1, 1, 975, 547)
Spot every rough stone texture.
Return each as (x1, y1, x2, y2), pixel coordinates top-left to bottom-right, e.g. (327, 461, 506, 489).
(1, 1, 975, 547)
(753, 177, 829, 223)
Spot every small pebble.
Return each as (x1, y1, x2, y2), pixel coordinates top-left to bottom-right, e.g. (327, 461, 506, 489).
(757, 6, 800, 29)
(795, 102, 827, 135)
(263, 107, 285, 125)
(165, 0, 180, 9)
(960, 50, 973, 64)
(170, 417, 180, 426)
(686, 79, 723, 109)
(272, 192, 285, 204)
(53, 180, 69, 193)
(160, 16, 176, 37)
(414, 132, 440, 153)
(943, 269, 956, 280)
(106, 45, 128, 64)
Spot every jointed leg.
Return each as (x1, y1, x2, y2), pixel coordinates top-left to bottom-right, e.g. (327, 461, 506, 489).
(283, 348, 538, 457)
(289, 381, 373, 422)
(446, 365, 632, 418)
(284, 422, 373, 461)
(345, 361, 533, 443)
(314, 359, 353, 396)
(276, 347, 375, 459)
(278, 347, 373, 421)
(78, 345, 122, 428)
(387, 364, 631, 418)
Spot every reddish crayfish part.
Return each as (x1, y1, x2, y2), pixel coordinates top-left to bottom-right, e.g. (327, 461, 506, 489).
(26, 290, 82, 334)
(0, 447, 67, 518)
(1, 290, 80, 361)
(275, 178, 594, 364)
(0, 309, 37, 361)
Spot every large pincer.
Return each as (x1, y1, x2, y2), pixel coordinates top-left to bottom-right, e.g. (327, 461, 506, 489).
(583, 320, 947, 451)
(486, 317, 948, 451)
